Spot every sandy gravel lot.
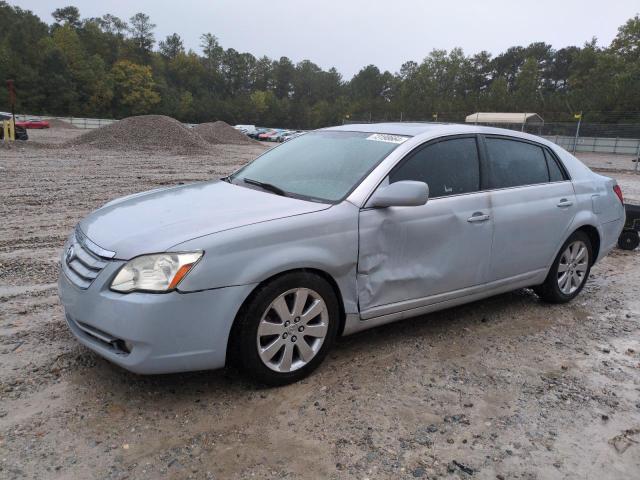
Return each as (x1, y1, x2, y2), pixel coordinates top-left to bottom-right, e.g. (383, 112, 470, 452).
(1, 130, 639, 479)
(576, 152, 639, 174)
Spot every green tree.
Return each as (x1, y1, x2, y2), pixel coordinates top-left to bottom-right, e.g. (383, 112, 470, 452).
(111, 60, 160, 116)
(2, 3, 640, 128)
(159, 33, 184, 59)
(486, 76, 511, 111)
(610, 14, 640, 60)
(97, 14, 128, 36)
(200, 33, 224, 71)
(273, 56, 295, 99)
(128, 12, 155, 61)
(51, 24, 112, 114)
(52, 6, 80, 28)
(514, 57, 541, 110)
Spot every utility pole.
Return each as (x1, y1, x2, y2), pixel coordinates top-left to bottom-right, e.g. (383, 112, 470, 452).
(572, 111, 582, 154)
(7, 79, 16, 123)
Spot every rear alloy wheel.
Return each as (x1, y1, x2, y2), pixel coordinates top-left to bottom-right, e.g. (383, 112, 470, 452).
(556, 240, 589, 295)
(534, 231, 592, 303)
(234, 272, 339, 385)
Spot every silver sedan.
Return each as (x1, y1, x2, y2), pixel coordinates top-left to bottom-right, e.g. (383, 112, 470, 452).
(58, 123, 625, 385)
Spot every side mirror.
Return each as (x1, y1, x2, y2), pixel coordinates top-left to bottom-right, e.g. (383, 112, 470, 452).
(366, 180, 429, 208)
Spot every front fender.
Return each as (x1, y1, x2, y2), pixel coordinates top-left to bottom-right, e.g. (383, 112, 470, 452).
(171, 202, 360, 314)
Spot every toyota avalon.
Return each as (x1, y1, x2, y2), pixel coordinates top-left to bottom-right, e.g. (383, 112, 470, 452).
(58, 123, 625, 385)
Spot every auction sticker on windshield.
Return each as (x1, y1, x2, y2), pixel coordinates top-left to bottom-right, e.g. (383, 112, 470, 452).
(366, 133, 409, 144)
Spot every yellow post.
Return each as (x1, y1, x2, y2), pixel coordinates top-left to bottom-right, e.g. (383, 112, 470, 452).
(2, 119, 15, 141)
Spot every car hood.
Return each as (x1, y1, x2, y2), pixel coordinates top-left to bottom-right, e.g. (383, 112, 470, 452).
(79, 180, 330, 259)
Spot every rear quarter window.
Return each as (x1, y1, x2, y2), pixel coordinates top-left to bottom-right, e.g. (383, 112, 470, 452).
(544, 149, 567, 182)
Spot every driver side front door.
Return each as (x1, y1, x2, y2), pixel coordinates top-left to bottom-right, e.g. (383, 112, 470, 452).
(357, 135, 494, 319)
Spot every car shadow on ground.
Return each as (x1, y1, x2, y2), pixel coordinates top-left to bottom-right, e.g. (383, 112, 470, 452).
(73, 287, 553, 398)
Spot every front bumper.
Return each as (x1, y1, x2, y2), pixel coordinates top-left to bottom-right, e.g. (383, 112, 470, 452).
(58, 264, 256, 374)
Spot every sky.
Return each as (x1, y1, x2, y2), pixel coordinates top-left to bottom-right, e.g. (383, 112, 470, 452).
(12, 0, 640, 79)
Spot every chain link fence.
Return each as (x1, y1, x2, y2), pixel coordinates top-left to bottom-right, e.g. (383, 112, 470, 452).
(13, 114, 117, 129)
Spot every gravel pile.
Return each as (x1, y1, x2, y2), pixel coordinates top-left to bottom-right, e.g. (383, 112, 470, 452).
(65, 115, 212, 153)
(193, 121, 262, 146)
(47, 119, 76, 129)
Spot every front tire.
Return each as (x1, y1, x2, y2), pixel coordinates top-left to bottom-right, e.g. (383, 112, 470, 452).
(534, 231, 592, 304)
(233, 272, 339, 386)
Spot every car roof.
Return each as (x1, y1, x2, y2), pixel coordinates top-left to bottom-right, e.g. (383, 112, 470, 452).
(322, 122, 477, 136)
(325, 121, 549, 138)
(323, 122, 562, 146)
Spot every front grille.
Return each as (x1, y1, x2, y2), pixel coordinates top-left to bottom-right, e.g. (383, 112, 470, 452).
(62, 227, 114, 289)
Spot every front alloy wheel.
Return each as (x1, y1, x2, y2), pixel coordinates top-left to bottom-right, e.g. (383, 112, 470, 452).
(233, 272, 339, 385)
(257, 288, 329, 372)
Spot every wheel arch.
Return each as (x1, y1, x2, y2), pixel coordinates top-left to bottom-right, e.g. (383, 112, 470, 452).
(542, 222, 602, 283)
(574, 224, 600, 265)
(225, 267, 347, 366)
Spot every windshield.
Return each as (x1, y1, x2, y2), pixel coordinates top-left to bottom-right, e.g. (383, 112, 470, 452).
(230, 131, 407, 202)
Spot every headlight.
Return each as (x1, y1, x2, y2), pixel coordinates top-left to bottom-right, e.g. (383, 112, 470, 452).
(110, 252, 203, 293)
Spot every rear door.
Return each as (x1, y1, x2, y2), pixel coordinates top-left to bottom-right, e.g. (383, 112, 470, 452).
(482, 135, 576, 282)
(357, 136, 494, 316)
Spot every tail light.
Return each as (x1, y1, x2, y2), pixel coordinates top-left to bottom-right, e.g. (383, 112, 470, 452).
(613, 184, 624, 204)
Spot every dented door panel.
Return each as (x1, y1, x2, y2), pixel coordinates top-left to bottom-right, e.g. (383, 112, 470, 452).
(357, 192, 494, 313)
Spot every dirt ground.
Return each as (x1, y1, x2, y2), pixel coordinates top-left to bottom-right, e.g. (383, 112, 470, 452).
(1, 130, 639, 479)
(575, 152, 639, 175)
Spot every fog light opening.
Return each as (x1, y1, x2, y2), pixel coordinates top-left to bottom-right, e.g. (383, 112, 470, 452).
(112, 339, 132, 354)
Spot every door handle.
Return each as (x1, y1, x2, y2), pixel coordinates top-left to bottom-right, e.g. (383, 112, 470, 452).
(467, 213, 491, 223)
(557, 199, 573, 208)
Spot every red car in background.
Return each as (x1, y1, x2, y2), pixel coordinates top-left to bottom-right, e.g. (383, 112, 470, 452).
(15, 119, 50, 129)
(258, 129, 281, 141)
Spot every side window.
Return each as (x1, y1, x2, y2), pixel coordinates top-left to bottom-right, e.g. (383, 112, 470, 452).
(485, 138, 549, 189)
(544, 149, 566, 182)
(389, 137, 480, 198)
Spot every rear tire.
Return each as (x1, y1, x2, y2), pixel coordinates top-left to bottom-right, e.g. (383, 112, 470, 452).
(618, 230, 639, 251)
(232, 272, 339, 386)
(534, 231, 592, 304)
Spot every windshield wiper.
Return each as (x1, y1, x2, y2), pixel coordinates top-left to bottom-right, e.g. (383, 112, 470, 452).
(243, 178, 288, 197)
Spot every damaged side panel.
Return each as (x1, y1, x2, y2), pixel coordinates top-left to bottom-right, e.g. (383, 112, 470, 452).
(357, 192, 494, 315)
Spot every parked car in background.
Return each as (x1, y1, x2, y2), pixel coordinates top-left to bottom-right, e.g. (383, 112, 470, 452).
(272, 130, 293, 142)
(16, 118, 50, 129)
(0, 112, 28, 140)
(281, 131, 304, 142)
(258, 129, 281, 141)
(58, 123, 625, 386)
(235, 124, 257, 136)
(249, 127, 269, 139)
